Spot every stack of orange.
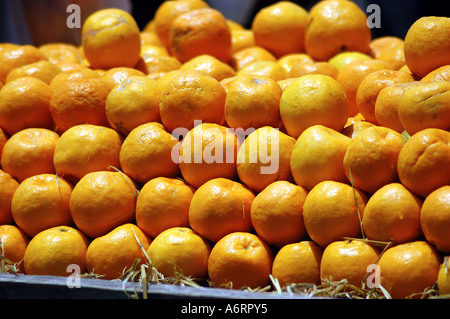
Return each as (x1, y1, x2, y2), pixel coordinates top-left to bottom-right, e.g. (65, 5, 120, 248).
(0, 0, 449, 299)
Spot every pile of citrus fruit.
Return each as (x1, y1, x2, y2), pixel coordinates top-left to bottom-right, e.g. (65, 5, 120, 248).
(0, 0, 449, 299)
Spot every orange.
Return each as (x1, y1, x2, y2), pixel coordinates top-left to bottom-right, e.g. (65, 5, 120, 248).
(320, 239, 381, 287)
(224, 74, 282, 131)
(289, 61, 339, 79)
(341, 120, 376, 139)
(0, 170, 19, 225)
(280, 74, 349, 139)
(100, 67, 146, 90)
(188, 178, 255, 243)
(374, 81, 422, 133)
(81, 8, 141, 69)
(437, 258, 450, 296)
(231, 30, 255, 53)
(290, 125, 351, 190)
(303, 181, 368, 248)
(369, 36, 404, 59)
(169, 8, 232, 63)
(178, 122, 240, 189)
(0, 77, 54, 136)
(328, 51, 372, 71)
(305, 0, 371, 61)
(336, 59, 391, 116)
(420, 186, 450, 253)
(153, 0, 210, 49)
(136, 177, 194, 238)
(105, 75, 162, 136)
(0, 44, 48, 84)
(180, 54, 236, 82)
(362, 183, 423, 245)
(1, 128, 59, 182)
(140, 31, 164, 47)
(159, 70, 226, 133)
(229, 46, 277, 71)
(49, 78, 110, 133)
(250, 181, 308, 247)
(355, 69, 415, 125)
(136, 54, 182, 75)
(251, 1, 308, 58)
(377, 43, 406, 71)
(5, 60, 62, 85)
(49, 68, 101, 90)
(208, 232, 273, 289)
(119, 122, 180, 185)
(53, 124, 123, 183)
(236, 126, 295, 193)
(0, 225, 29, 273)
(55, 61, 89, 73)
(236, 60, 287, 81)
(24, 226, 89, 277)
(397, 128, 450, 199)
(11, 174, 74, 238)
(378, 241, 441, 299)
(277, 77, 299, 92)
(398, 81, 450, 135)
(420, 65, 450, 83)
(140, 44, 170, 57)
(277, 53, 314, 78)
(147, 227, 211, 279)
(343, 126, 405, 195)
(271, 241, 323, 287)
(404, 16, 450, 78)
(227, 19, 245, 32)
(70, 171, 137, 239)
(38, 43, 82, 64)
(86, 223, 152, 280)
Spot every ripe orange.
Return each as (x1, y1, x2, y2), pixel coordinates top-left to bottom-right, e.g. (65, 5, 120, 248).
(397, 128, 450, 199)
(343, 126, 405, 195)
(1, 128, 59, 182)
(53, 124, 123, 183)
(49, 68, 100, 90)
(341, 120, 376, 139)
(374, 81, 422, 133)
(180, 54, 236, 82)
(0, 170, 19, 225)
(208, 232, 273, 289)
(119, 122, 180, 185)
(38, 42, 82, 64)
(229, 46, 277, 71)
(236, 126, 295, 193)
(70, 171, 138, 239)
(369, 36, 404, 59)
(231, 30, 255, 53)
(336, 59, 391, 116)
(11, 174, 74, 238)
(320, 239, 381, 287)
(378, 241, 441, 299)
(153, 0, 210, 49)
(236, 60, 287, 81)
(251, 1, 309, 58)
(280, 74, 349, 139)
(397, 81, 450, 135)
(362, 183, 423, 245)
(147, 227, 211, 279)
(0, 127, 6, 158)
(250, 181, 308, 247)
(5, 60, 62, 85)
(0, 77, 54, 136)
(437, 259, 450, 296)
(0, 225, 29, 273)
(403, 16, 450, 78)
(178, 123, 239, 189)
(355, 69, 415, 124)
(420, 65, 450, 83)
(277, 53, 314, 78)
(290, 125, 351, 190)
(105, 75, 162, 136)
(303, 181, 368, 248)
(271, 241, 323, 287)
(136, 177, 194, 238)
(100, 67, 146, 90)
(420, 186, 450, 253)
(24, 226, 89, 277)
(224, 74, 282, 131)
(169, 8, 232, 63)
(305, 0, 371, 61)
(328, 51, 372, 71)
(377, 42, 406, 71)
(289, 61, 339, 79)
(159, 70, 226, 132)
(188, 178, 255, 243)
(81, 8, 141, 69)
(86, 223, 152, 280)
(136, 54, 182, 75)
(49, 78, 110, 133)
